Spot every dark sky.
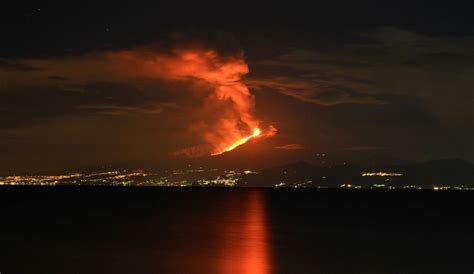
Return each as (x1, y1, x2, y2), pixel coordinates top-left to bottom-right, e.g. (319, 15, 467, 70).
(1, 2, 473, 173)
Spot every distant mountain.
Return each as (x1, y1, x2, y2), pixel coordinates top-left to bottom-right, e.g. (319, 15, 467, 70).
(240, 159, 474, 188)
(389, 159, 474, 188)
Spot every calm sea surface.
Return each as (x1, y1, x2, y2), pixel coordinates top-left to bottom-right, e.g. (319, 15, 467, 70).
(0, 187, 472, 274)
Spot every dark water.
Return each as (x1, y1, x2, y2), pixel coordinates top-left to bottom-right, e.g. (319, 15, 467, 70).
(0, 187, 473, 274)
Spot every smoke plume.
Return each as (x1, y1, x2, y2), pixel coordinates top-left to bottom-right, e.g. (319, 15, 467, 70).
(108, 41, 272, 156)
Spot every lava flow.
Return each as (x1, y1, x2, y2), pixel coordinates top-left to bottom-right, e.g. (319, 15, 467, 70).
(212, 128, 261, 156)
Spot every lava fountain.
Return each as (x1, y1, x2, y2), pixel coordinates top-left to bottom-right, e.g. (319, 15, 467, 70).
(212, 128, 261, 155)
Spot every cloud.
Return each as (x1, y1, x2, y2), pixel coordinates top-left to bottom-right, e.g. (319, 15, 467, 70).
(48, 75, 69, 81)
(246, 26, 474, 131)
(341, 146, 388, 152)
(0, 82, 163, 127)
(274, 143, 304, 150)
(246, 48, 384, 106)
(0, 58, 39, 72)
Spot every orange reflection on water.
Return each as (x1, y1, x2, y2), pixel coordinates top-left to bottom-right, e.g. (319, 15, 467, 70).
(219, 190, 271, 274)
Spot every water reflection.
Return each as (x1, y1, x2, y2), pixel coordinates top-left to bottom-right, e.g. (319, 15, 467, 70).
(152, 190, 271, 274)
(218, 190, 271, 274)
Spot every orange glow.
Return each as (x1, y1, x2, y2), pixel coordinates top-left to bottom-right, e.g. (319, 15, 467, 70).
(219, 190, 271, 274)
(109, 45, 276, 157)
(212, 128, 261, 155)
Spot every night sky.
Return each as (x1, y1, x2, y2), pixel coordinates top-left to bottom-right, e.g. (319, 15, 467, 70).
(1, 2, 473, 173)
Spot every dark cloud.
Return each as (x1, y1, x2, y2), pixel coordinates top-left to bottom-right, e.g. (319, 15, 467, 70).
(403, 52, 474, 68)
(48, 75, 68, 81)
(274, 144, 304, 150)
(0, 82, 165, 128)
(313, 59, 372, 68)
(312, 88, 384, 105)
(246, 26, 474, 131)
(246, 48, 380, 105)
(328, 94, 441, 130)
(0, 58, 39, 72)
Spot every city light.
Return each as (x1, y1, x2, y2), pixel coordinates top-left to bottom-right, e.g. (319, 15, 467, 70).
(362, 172, 403, 177)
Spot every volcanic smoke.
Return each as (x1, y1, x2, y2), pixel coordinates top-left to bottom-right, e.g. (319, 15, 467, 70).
(111, 44, 275, 156)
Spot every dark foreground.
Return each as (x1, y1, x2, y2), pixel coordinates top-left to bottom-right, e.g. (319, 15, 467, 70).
(0, 187, 472, 274)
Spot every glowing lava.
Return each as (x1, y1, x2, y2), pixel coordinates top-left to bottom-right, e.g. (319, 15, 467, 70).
(212, 128, 261, 156)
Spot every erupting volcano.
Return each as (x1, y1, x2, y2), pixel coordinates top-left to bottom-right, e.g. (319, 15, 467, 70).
(111, 41, 275, 157)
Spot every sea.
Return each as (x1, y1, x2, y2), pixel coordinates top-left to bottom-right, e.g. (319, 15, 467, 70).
(0, 187, 472, 274)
